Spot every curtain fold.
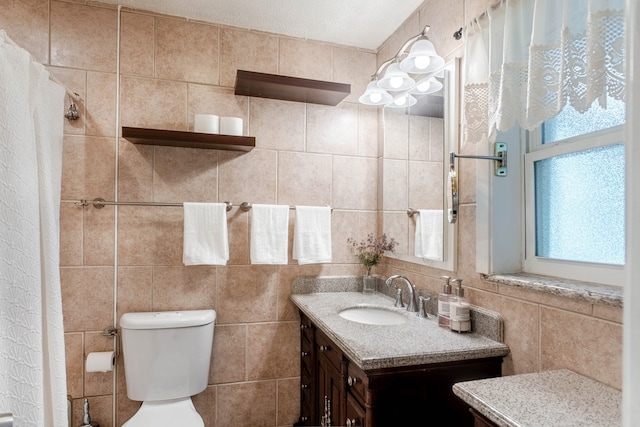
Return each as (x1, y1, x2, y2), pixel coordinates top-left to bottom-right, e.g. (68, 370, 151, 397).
(462, 0, 625, 146)
(31, 60, 67, 427)
(0, 30, 67, 427)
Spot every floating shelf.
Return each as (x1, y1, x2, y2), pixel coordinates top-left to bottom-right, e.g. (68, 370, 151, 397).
(122, 127, 255, 152)
(234, 70, 350, 106)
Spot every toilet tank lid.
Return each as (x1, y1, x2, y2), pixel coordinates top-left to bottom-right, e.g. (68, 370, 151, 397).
(120, 310, 216, 330)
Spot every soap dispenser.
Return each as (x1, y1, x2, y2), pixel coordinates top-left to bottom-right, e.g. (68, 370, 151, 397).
(437, 276, 452, 328)
(449, 279, 470, 333)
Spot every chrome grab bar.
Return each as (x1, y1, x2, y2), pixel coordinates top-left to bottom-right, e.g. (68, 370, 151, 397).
(0, 412, 13, 427)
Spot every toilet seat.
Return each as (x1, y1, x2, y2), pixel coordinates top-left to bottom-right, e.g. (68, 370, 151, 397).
(122, 397, 204, 427)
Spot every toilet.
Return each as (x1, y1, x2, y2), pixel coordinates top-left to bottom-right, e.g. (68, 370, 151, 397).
(119, 309, 216, 427)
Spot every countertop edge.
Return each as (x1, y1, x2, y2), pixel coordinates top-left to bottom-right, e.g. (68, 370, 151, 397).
(452, 383, 520, 427)
(484, 273, 623, 308)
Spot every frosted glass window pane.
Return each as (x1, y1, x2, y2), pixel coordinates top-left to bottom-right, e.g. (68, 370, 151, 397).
(534, 144, 625, 265)
(542, 97, 626, 143)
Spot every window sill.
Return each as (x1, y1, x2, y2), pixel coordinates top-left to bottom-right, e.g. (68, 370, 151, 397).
(483, 273, 623, 308)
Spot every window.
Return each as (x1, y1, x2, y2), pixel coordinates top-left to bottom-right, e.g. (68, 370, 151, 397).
(541, 97, 626, 143)
(468, 0, 626, 286)
(523, 97, 625, 285)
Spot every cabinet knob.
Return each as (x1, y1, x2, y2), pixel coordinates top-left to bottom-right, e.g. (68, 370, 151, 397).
(301, 383, 310, 389)
(301, 416, 308, 422)
(319, 345, 328, 352)
(300, 324, 308, 330)
(301, 351, 309, 357)
(347, 376, 357, 387)
(346, 418, 359, 427)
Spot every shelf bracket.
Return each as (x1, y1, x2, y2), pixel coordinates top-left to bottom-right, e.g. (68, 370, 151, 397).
(450, 142, 508, 177)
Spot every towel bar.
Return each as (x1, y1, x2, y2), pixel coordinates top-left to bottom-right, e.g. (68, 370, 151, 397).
(75, 198, 332, 212)
(76, 198, 232, 211)
(0, 413, 13, 427)
(239, 202, 332, 212)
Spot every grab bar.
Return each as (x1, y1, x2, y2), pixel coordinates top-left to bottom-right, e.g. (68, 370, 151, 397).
(0, 412, 13, 427)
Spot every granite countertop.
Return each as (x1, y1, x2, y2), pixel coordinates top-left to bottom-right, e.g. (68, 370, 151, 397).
(484, 273, 623, 308)
(452, 369, 622, 427)
(290, 288, 509, 371)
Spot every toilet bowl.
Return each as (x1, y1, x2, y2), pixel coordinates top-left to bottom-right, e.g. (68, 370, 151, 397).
(122, 398, 203, 426)
(119, 310, 215, 427)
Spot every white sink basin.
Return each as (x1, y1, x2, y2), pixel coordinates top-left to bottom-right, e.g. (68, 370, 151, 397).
(338, 306, 407, 325)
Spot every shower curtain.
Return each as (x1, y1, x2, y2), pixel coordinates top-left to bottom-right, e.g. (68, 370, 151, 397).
(0, 30, 68, 426)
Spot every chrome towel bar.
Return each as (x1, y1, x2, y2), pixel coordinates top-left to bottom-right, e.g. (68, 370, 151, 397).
(0, 413, 13, 427)
(75, 198, 332, 212)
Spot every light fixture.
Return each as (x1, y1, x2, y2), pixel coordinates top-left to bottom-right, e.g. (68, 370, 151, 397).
(400, 39, 436, 73)
(359, 25, 445, 106)
(387, 94, 417, 109)
(412, 79, 432, 94)
(411, 77, 443, 95)
(377, 62, 415, 91)
(359, 80, 393, 105)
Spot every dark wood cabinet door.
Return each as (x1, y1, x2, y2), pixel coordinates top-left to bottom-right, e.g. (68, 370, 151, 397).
(317, 350, 344, 426)
(470, 408, 498, 427)
(345, 392, 366, 427)
(296, 315, 316, 426)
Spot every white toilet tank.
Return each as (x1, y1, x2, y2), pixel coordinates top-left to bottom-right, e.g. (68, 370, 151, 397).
(120, 310, 215, 402)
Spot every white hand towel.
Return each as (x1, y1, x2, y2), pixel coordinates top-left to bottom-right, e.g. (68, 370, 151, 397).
(414, 209, 443, 261)
(293, 205, 332, 265)
(250, 204, 290, 264)
(183, 202, 229, 266)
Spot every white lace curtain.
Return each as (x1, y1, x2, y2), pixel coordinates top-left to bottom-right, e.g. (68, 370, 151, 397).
(462, 0, 625, 145)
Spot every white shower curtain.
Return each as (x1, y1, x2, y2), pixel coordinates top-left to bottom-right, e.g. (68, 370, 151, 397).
(0, 30, 68, 426)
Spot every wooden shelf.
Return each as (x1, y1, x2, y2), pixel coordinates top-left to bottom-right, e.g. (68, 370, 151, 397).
(122, 127, 255, 151)
(234, 70, 350, 106)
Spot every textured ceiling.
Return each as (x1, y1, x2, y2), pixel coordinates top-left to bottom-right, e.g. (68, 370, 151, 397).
(100, 0, 424, 50)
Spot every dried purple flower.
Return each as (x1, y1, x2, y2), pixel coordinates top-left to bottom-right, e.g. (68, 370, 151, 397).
(347, 233, 397, 275)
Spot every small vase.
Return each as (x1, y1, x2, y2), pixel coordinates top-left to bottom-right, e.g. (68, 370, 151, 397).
(363, 275, 376, 294)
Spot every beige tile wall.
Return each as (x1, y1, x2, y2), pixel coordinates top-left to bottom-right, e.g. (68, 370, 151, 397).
(378, 0, 623, 392)
(1, 0, 623, 426)
(1, 1, 378, 426)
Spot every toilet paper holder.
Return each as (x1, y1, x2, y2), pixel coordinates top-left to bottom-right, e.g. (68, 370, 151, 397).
(103, 326, 120, 357)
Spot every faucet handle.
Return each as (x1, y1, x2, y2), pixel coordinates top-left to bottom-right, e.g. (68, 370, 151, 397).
(405, 284, 418, 312)
(417, 296, 430, 318)
(394, 288, 405, 308)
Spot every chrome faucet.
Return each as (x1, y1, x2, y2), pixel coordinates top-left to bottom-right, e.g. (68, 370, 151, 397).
(417, 295, 430, 318)
(385, 275, 418, 312)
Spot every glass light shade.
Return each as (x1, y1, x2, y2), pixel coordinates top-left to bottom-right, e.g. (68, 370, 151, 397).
(377, 63, 415, 91)
(387, 94, 417, 108)
(400, 39, 437, 73)
(411, 77, 443, 95)
(359, 80, 393, 105)
(413, 80, 431, 94)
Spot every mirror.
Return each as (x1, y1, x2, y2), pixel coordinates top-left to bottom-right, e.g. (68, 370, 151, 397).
(381, 58, 459, 271)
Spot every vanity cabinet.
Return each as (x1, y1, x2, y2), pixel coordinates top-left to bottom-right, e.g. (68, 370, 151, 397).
(469, 408, 499, 427)
(298, 314, 347, 427)
(296, 311, 503, 427)
(299, 314, 316, 424)
(316, 329, 346, 426)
